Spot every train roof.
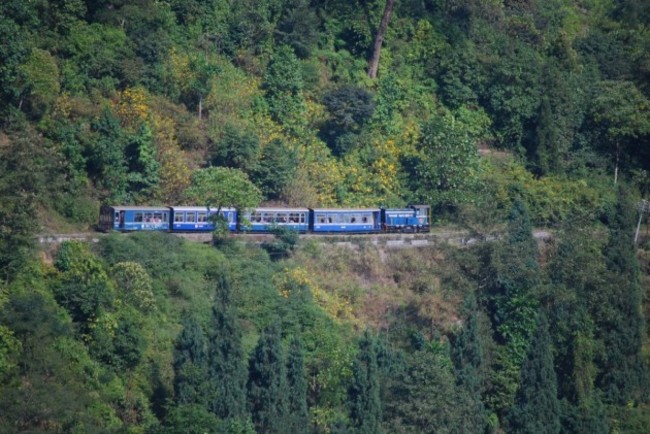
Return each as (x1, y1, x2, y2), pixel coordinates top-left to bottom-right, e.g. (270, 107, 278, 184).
(105, 206, 170, 211)
(247, 207, 310, 212)
(170, 206, 236, 211)
(310, 208, 381, 212)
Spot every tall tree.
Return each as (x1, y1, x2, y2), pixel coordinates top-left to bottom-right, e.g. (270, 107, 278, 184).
(451, 293, 488, 432)
(484, 199, 541, 415)
(348, 331, 382, 434)
(208, 274, 248, 421)
(414, 111, 481, 211)
(263, 44, 305, 131)
(286, 336, 309, 434)
(508, 313, 561, 434)
(88, 107, 128, 203)
(247, 321, 290, 434)
(173, 314, 210, 406)
(489, 198, 540, 358)
(594, 187, 648, 404)
(590, 81, 650, 183)
(368, 0, 395, 79)
(384, 346, 472, 433)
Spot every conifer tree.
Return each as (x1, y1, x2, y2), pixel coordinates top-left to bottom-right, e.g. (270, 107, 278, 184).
(208, 274, 248, 420)
(491, 198, 540, 356)
(484, 199, 541, 414)
(286, 336, 309, 434)
(247, 321, 290, 434)
(508, 313, 561, 434)
(451, 293, 488, 432)
(547, 216, 610, 433)
(595, 187, 648, 404)
(173, 313, 209, 406)
(348, 330, 382, 434)
(452, 293, 486, 393)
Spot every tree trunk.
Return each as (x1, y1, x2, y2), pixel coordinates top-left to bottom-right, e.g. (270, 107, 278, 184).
(367, 0, 395, 79)
(614, 141, 620, 184)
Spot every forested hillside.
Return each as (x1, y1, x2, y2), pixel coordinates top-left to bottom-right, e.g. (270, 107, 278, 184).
(1, 0, 650, 432)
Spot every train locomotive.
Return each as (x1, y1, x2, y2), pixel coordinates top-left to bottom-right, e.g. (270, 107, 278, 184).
(99, 204, 430, 234)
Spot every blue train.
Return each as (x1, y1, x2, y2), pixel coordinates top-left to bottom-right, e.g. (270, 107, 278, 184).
(98, 204, 430, 234)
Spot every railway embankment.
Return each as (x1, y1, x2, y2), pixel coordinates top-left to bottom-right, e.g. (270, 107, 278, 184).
(37, 228, 553, 249)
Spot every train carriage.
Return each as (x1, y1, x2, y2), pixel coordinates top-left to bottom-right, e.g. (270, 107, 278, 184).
(241, 207, 310, 232)
(170, 206, 237, 232)
(310, 208, 382, 233)
(99, 205, 171, 232)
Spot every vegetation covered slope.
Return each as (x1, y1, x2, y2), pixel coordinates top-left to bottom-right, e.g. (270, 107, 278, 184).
(1, 0, 650, 432)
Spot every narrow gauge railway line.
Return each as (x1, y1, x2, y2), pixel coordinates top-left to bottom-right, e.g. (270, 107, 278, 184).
(37, 229, 488, 248)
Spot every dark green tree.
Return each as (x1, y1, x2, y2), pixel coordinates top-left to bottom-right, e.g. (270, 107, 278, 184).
(211, 123, 260, 173)
(208, 274, 248, 421)
(88, 107, 128, 203)
(348, 330, 382, 434)
(450, 293, 488, 432)
(489, 199, 540, 354)
(546, 217, 610, 433)
(162, 404, 221, 434)
(275, 0, 320, 58)
(0, 288, 105, 432)
(247, 321, 290, 434)
(125, 122, 160, 200)
(52, 241, 114, 328)
(286, 336, 309, 434)
(594, 187, 648, 404)
(413, 111, 481, 211)
(384, 346, 473, 434)
(252, 138, 297, 200)
(263, 45, 305, 130)
(321, 86, 375, 155)
(508, 313, 561, 434)
(173, 313, 210, 406)
(484, 199, 541, 415)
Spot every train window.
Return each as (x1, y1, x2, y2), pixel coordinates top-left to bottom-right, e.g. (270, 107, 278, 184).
(252, 212, 262, 223)
(262, 213, 272, 223)
(174, 213, 184, 222)
(289, 213, 304, 223)
(198, 212, 207, 222)
(362, 215, 369, 223)
(135, 212, 144, 222)
(317, 214, 326, 224)
(186, 213, 196, 223)
(153, 212, 164, 222)
(277, 213, 287, 223)
(144, 212, 153, 222)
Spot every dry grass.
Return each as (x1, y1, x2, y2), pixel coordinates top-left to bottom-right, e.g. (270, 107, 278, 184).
(288, 240, 465, 338)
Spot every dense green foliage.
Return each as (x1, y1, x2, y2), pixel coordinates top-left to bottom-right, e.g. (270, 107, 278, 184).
(1, 0, 650, 432)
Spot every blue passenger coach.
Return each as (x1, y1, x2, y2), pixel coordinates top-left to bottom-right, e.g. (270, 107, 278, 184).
(241, 208, 309, 232)
(99, 205, 171, 232)
(310, 208, 381, 233)
(170, 206, 237, 232)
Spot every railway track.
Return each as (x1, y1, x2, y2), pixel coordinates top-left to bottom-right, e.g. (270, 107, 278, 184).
(37, 229, 551, 249)
(38, 229, 481, 247)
